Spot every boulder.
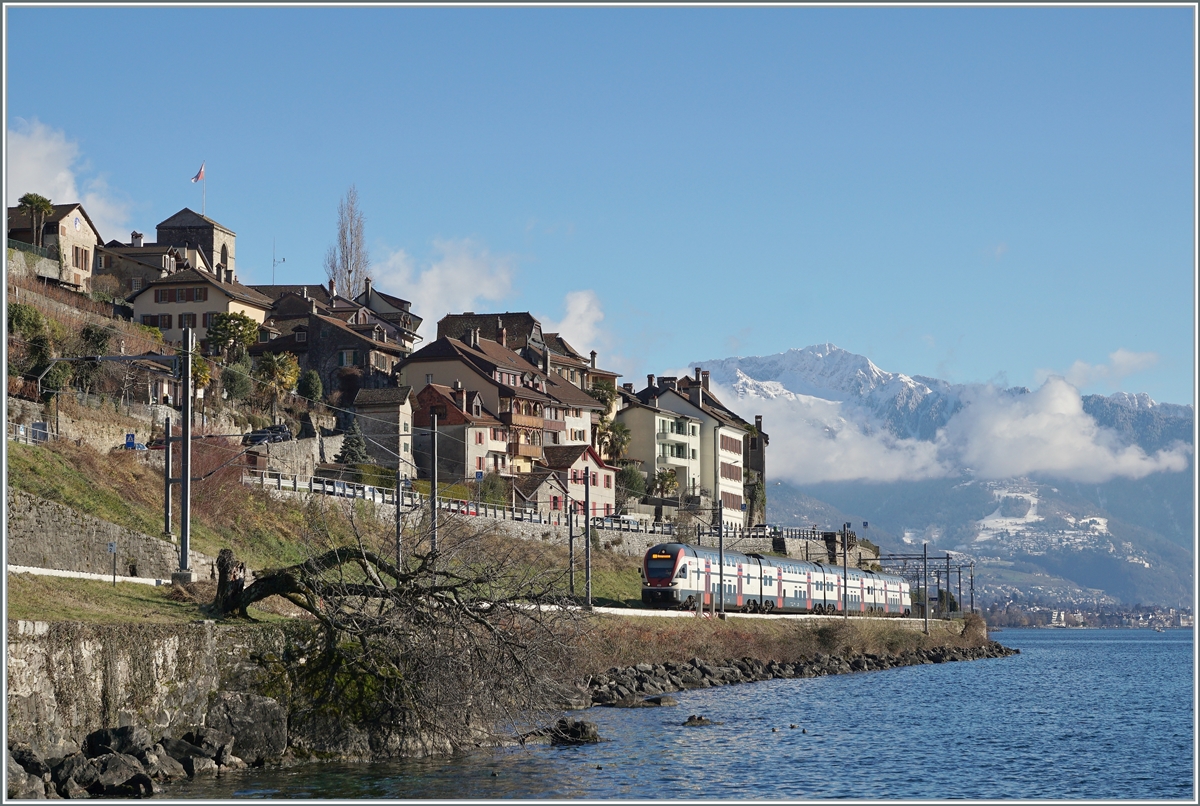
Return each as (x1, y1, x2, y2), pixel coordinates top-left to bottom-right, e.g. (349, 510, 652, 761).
(62, 777, 91, 800)
(159, 736, 209, 764)
(549, 719, 602, 745)
(9, 741, 50, 777)
(645, 695, 679, 707)
(49, 753, 88, 789)
(205, 691, 288, 765)
(182, 728, 235, 764)
(143, 747, 188, 782)
(182, 756, 219, 777)
(92, 753, 146, 789)
(82, 726, 154, 759)
(682, 715, 713, 727)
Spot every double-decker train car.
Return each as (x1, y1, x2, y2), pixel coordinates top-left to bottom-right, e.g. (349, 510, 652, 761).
(641, 542, 911, 616)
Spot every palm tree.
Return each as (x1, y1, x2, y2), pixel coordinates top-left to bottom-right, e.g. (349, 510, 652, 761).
(254, 352, 301, 422)
(17, 192, 54, 248)
(598, 419, 632, 463)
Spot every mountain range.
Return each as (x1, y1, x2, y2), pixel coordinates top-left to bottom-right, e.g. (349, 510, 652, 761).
(689, 345, 1194, 608)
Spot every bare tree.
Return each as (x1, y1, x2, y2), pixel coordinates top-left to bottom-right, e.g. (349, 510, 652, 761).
(211, 498, 587, 755)
(323, 185, 370, 299)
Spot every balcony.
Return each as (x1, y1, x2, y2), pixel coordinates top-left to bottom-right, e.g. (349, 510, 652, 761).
(542, 419, 566, 431)
(499, 411, 544, 429)
(509, 443, 542, 459)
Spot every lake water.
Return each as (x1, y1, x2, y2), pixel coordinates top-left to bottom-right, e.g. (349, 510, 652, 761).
(157, 629, 1193, 800)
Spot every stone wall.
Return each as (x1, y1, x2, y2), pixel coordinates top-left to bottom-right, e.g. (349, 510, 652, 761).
(5, 619, 289, 760)
(7, 490, 217, 581)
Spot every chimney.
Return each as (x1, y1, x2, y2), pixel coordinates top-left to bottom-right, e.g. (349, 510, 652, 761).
(301, 287, 308, 298)
(131, 231, 143, 248)
(622, 382, 634, 392)
(695, 367, 702, 383)
(226, 268, 234, 284)
(701, 370, 710, 391)
(310, 299, 317, 314)
(755, 415, 762, 434)
(647, 374, 655, 389)
(590, 350, 597, 368)
(365, 276, 372, 298)
(661, 376, 677, 391)
(453, 380, 466, 412)
(498, 318, 507, 349)
(542, 350, 549, 373)
(471, 328, 480, 348)
(329, 278, 336, 298)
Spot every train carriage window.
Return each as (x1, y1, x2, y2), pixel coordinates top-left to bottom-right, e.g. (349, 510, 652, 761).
(676, 565, 688, 579)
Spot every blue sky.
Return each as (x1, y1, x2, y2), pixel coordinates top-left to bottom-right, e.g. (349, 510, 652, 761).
(6, 6, 1196, 405)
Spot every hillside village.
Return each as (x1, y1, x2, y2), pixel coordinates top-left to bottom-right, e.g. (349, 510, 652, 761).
(7, 197, 774, 536)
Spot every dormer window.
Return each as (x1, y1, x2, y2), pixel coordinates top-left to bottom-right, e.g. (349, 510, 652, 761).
(296, 331, 307, 343)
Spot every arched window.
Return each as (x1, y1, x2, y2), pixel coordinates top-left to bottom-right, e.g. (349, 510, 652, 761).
(220, 244, 229, 266)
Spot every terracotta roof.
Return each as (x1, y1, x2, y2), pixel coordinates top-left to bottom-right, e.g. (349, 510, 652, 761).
(419, 383, 501, 425)
(250, 284, 334, 305)
(127, 268, 274, 309)
(540, 444, 589, 470)
(310, 313, 409, 356)
(509, 471, 566, 502)
(156, 207, 235, 235)
(406, 336, 547, 382)
(351, 386, 414, 407)
(437, 312, 543, 349)
(545, 374, 604, 410)
(8, 203, 103, 242)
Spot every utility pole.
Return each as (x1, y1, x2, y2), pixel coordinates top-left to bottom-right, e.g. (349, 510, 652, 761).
(178, 328, 193, 582)
(395, 460, 403, 585)
(970, 563, 975, 614)
(566, 481, 574, 598)
(163, 415, 173, 539)
(717, 501, 725, 615)
(430, 412, 438, 556)
(946, 553, 952, 620)
(842, 522, 850, 620)
(584, 468, 592, 609)
(923, 542, 929, 635)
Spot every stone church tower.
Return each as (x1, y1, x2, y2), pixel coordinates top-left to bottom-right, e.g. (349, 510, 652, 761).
(155, 208, 236, 279)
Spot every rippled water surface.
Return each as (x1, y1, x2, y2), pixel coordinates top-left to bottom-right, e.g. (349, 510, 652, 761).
(158, 629, 1193, 799)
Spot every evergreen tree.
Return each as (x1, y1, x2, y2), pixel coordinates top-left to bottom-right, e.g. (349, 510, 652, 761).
(335, 419, 372, 464)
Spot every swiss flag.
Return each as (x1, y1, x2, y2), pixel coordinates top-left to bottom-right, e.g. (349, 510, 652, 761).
(191, 162, 205, 183)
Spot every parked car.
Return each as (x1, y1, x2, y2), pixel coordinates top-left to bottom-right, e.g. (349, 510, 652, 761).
(146, 438, 166, 450)
(265, 424, 293, 442)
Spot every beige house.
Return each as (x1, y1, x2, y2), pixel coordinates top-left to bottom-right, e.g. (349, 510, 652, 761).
(351, 386, 415, 477)
(6, 202, 103, 290)
(541, 444, 617, 519)
(129, 267, 273, 350)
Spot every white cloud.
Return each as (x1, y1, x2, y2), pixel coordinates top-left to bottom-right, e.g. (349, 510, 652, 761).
(1037, 348, 1160, 391)
(715, 375, 1190, 486)
(934, 377, 1190, 483)
(373, 238, 514, 324)
(6, 118, 129, 240)
(539, 289, 606, 354)
(708, 381, 950, 485)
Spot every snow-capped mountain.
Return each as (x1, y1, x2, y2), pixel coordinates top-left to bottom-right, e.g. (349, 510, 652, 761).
(689, 344, 1194, 608)
(693, 344, 972, 442)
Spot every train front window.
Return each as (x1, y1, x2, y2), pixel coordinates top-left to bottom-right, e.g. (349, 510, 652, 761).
(646, 553, 677, 580)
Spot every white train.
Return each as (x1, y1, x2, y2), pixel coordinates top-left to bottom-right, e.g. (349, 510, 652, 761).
(641, 542, 912, 616)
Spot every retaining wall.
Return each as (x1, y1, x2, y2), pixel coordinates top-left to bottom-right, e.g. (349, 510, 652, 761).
(6, 490, 217, 581)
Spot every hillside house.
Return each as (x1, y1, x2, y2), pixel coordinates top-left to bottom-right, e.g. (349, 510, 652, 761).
(350, 386, 415, 476)
(541, 444, 617, 518)
(129, 267, 273, 351)
(7, 202, 103, 290)
(399, 330, 553, 473)
(411, 382, 509, 483)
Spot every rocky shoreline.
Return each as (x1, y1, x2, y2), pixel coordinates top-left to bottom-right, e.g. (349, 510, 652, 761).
(579, 640, 1019, 709)
(6, 640, 1018, 798)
